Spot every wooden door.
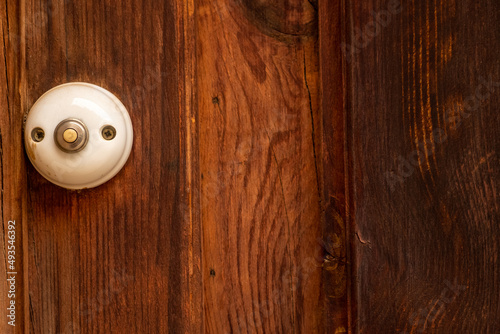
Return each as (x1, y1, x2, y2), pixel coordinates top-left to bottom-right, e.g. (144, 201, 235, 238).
(1, 0, 499, 333)
(337, 0, 500, 332)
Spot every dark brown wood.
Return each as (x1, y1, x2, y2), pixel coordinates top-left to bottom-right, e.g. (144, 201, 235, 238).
(344, 0, 500, 332)
(319, 0, 350, 332)
(197, 0, 326, 332)
(2, 0, 499, 332)
(1, 1, 28, 333)
(24, 0, 201, 333)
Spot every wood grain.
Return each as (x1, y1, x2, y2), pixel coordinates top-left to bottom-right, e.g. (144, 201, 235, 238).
(319, 0, 350, 332)
(1, 0, 28, 333)
(345, 0, 500, 332)
(24, 0, 201, 333)
(4, 0, 498, 332)
(197, 0, 325, 332)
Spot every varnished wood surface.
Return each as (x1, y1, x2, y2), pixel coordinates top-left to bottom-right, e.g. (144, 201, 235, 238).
(319, 1, 349, 332)
(345, 0, 500, 332)
(24, 0, 201, 333)
(2, 0, 499, 332)
(1, 1, 28, 333)
(197, 0, 325, 332)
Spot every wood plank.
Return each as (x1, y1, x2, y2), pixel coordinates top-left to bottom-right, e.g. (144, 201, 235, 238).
(346, 0, 500, 332)
(197, 0, 325, 332)
(319, 0, 350, 332)
(0, 0, 28, 332)
(25, 0, 201, 332)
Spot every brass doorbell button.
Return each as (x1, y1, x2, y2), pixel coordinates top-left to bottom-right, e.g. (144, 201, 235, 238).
(54, 118, 89, 153)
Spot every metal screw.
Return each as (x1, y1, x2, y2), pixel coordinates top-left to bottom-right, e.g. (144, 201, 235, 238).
(101, 125, 116, 140)
(31, 128, 45, 142)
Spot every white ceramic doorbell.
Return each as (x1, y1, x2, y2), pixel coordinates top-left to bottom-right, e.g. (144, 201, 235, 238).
(24, 83, 133, 189)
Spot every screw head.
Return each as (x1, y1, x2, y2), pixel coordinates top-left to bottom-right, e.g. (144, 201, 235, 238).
(101, 125, 116, 140)
(31, 128, 45, 142)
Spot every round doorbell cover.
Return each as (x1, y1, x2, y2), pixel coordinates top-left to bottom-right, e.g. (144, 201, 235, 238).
(24, 82, 133, 189)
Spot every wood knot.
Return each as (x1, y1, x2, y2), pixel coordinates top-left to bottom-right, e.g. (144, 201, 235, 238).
(238, 0, 317, 42)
